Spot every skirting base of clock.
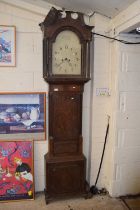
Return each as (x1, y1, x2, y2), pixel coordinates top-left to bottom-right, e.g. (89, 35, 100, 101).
(44, 153, 91, 204)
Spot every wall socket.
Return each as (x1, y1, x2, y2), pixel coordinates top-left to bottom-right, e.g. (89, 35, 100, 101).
(96, 88, 110, 96)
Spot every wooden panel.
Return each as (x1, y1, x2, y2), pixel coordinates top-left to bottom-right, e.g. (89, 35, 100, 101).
(52, 94, 81, 139)
(53, 141, 78, 155)
(49, 86, 82, 141)
(48, 84, 83, 156)
(49, 84, 83, 92)
(45, 155, 86, 195)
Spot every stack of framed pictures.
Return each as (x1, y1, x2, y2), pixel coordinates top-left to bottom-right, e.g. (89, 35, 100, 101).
(0, 92, 46, 202)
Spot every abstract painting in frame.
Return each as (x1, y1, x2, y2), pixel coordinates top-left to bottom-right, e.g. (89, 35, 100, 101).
(0, 92, 46, 140)
(0, 140, 34, 202)
(0, 25, 16, 66)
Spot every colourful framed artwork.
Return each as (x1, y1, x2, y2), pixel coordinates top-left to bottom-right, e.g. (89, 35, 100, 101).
(0, 140, 34, 202)
(0, 25, 16, 67)
(0, 92, 46, 140)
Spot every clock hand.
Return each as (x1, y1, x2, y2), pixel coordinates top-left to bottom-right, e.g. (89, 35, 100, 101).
(57, 58, 70, 66)
(65, 58, 73, 68)
(64, 58, 71, 63)
(56, 58, 72, 70)
(56, 60, 64, 67)
(57, 62, 62, 67)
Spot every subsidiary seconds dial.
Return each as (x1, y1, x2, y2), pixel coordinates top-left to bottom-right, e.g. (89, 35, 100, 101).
(52, 30, 81, 75)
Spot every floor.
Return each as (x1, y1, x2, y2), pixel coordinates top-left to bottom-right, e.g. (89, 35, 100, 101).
(0, 193, 139, 210)
(120, 196, 140, 210)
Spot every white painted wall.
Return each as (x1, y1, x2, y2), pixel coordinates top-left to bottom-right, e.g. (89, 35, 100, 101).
(110, 36, 140, 196)
(0, 0, 118, 194)
(111, 0, 140, 36)
(109, 0, 140, 196)
(89, 14, 113, 190)
(0, 0, 94, 192)
(0, 1, 50, 191)
(1, 0, 140, 196)
(89, 0, 140, 196)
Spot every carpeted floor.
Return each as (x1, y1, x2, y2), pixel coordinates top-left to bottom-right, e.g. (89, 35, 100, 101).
(0, 193, 128, 210)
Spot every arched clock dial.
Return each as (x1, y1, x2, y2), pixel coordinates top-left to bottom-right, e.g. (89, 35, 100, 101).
(52, 30, 81, 75)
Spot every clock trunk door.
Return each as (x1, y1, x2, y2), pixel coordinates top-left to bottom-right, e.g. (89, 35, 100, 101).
(49, 84, 83, 156)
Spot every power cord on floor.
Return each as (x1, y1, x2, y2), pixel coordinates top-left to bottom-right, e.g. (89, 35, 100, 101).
(90, 116, 110, 195)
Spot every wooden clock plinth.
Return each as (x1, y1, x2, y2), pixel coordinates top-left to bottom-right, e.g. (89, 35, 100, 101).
(44, 154, 89, 204)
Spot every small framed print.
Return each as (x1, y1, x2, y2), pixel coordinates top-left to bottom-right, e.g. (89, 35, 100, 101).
(0, 140, 34, 202)
(0, 25, 16, 67)
(0, 92, 46, 141)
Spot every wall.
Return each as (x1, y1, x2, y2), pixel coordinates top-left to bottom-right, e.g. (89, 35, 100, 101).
(89, 14, 112, 190)
(0, 1, 50, 191)
(111, 0, 140, 36)
(0, 0, 94, 192)
(109, 0, 140, 196)
(110, 35, 140, 196)
(89, 0, 140, 196)
(1, 0, 140, 196)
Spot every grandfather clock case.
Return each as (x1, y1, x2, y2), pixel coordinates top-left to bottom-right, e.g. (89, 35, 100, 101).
(40, 7, 93, 204)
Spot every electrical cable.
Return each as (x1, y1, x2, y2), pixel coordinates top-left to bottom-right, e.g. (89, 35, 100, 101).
(93, 32, 140, 44)
(90, 116, 110, 195)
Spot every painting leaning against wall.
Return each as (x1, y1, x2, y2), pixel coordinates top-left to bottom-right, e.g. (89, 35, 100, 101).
(0, 140, 34, 202)
(0, 92, 46, 140)
(0, 25, 16, 67)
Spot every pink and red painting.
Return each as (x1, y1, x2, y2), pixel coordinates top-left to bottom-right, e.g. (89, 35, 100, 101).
(0, 140, 34, 202)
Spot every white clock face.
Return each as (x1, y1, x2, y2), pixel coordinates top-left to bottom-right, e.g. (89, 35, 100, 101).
(52, 30, 81, 75)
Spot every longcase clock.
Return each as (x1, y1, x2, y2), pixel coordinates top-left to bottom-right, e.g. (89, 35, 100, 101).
(40, 7, 93, 204)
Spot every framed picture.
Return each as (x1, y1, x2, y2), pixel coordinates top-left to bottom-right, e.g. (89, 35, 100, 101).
(0, 92, 46, 140)
(0, 140, 34, 202)
(0, 25, 16, 67)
